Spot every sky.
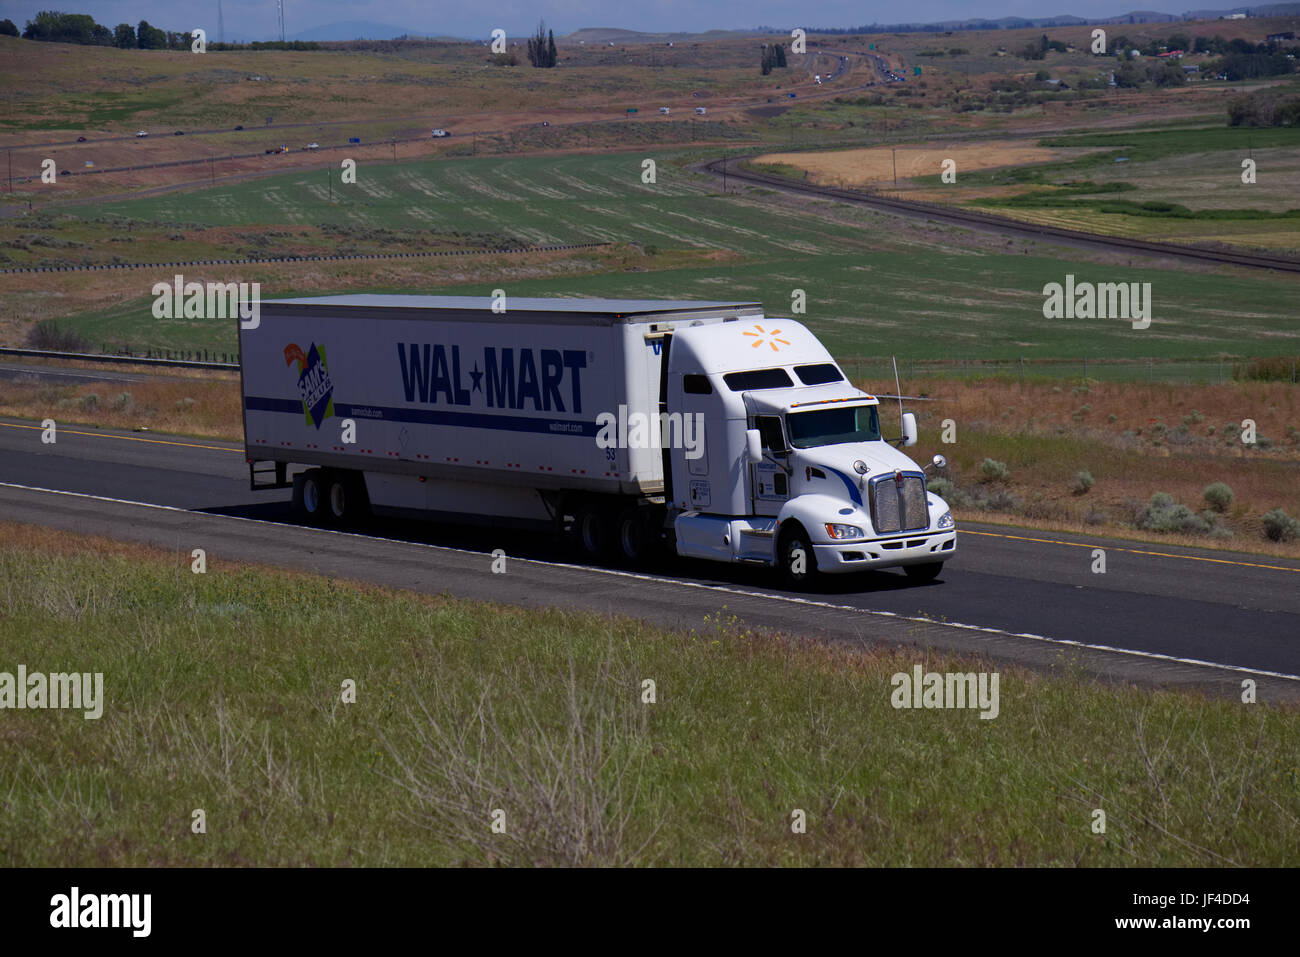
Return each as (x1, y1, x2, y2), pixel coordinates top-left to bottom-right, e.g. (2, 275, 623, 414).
(0, 1, 1221, 40)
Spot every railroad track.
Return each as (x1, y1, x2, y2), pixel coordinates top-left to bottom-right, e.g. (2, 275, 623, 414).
(701, 157, 1300, 274)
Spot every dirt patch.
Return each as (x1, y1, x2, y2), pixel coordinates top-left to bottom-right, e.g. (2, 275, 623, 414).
(755, 141, 1065, 187)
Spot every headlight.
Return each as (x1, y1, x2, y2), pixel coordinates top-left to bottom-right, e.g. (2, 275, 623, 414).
(937, 510, 954, 529)
(824, 523, 864, 540)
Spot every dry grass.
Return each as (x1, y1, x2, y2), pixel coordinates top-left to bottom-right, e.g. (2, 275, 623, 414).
(0, 370, 240, 438)
(755, 141, 1066, 187)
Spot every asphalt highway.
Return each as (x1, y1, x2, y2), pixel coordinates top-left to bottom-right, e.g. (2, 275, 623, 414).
(2, 415, 1298, 700)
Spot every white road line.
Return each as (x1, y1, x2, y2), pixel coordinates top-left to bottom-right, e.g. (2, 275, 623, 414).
(3, 479, 1299, 683)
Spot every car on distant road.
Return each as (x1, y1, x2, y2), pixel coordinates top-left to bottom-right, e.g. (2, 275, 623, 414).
(174, 130, 184, 135)
(76, 136, 87, 142)
(305, 142, 319, 150)
(658, 107, 670, 114)
(60, 169, 70, 176)
(136, 130, 148, 137)
(234, 125, 244, 130)
(431, 128, 449, 138)
(695, 107, 706, 115)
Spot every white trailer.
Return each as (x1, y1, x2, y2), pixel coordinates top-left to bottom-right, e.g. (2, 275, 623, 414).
(239, 296, 955, 584)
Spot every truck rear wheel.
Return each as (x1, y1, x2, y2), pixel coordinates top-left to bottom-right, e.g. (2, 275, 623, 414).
(574, 503, 613, 564)
(615, 507, 653, 567)
(777, 523, 818, 588)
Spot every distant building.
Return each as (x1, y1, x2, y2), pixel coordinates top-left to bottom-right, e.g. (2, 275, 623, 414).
(1184, 64, 1200, 73)
(1267, 32, 1294, 42)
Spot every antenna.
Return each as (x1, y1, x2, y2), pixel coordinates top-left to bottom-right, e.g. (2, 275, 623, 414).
(891, 355, 904, 425)
(217, 0, 224, 44)
(277, 0, 285, 43)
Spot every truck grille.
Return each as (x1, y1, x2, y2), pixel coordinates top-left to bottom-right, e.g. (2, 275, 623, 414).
(869, 472, 929, 534)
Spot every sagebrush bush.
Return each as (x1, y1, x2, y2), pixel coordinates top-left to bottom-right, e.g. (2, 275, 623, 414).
(1072, 470, 1094, 495)
(1261, 508, 1300, 543)
(1202, 482, 1234, 513)
(979, 458, 1010, 483)
(1137, 492, 1213, 535)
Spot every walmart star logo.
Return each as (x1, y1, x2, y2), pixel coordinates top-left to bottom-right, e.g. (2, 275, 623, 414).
(469, 362, 483, 393)
(742, 324, 791, 353)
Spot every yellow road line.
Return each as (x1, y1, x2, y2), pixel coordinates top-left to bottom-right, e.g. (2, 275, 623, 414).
(963, 528, 1300, 574)
(0, 420, 240, 453)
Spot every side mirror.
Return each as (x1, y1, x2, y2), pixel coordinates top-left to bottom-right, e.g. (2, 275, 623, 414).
(745, 429, 763, 464)
(901, 412, 918, 447)
(932, 453, 947, 469)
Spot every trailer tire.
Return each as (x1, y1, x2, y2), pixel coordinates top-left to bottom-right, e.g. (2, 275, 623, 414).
(326, 472, 366, 526)
(294, 469, 327, 524)
(615, 507, 652, 567)
(777, 523, 818, 588)
(574, 502, 614, 564)
(903, 561, 944, 582)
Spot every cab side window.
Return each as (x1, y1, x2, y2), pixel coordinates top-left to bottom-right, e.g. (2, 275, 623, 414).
(754, 415, 788, 454)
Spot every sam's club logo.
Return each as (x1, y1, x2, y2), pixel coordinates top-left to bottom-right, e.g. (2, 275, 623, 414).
(284, 342, 334, 429)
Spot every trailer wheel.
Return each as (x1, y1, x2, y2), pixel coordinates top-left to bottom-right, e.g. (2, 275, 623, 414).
(777, 523, 818, 588)
(295, 469, 327, 524)
(574, 503, 613, 563)
(325, 472, 368, 526)
(615, 507, 652, 566)
(903, 562, 944, 582)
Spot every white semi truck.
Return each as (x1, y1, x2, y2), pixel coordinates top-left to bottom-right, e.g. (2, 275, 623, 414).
(239, 296, 955, 584)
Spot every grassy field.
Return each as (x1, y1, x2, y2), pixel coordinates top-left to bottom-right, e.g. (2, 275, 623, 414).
(0, 521, 1296, 867)
(10, 149, 1297, 362)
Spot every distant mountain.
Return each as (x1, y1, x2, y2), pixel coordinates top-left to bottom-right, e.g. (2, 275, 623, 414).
(288, 21, 424, 42)
(800, 3, 1300, 34)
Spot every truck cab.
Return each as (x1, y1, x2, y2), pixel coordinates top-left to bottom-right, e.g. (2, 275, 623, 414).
(663, 318, 955, 582)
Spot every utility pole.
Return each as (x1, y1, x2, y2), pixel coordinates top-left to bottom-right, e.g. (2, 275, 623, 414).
(7, 150, 11, 195)
(328, 166, 332, 201)
(892, 148, 897, 185)
(722, 151, 727, 192)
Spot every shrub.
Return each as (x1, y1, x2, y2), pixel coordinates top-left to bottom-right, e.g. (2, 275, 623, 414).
(1137, 492, 1212, 534)
(986, 489, 1019, 512)
(979, 458, 1010, 483)
(1261, 508, 1300, 542)
(1071, 470, 1094, 495)
(1202, 482, 1234, 513)
(109, 392, 133, 412)
(80, 393, 99, 412)
(927, 476, 955, 499)
(26, 320, 89, 353)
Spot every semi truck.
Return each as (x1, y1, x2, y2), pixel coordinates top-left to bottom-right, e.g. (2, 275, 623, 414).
(238, 296, 955, 584)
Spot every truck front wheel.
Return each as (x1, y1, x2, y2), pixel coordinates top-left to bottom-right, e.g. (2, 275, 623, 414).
(777, 523, 818, 588)
(904, 562, 944, 582)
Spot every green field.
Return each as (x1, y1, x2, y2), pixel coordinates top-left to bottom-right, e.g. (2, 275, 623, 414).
(46, 150, 1300, 362)
(1, 523, 1297, 866)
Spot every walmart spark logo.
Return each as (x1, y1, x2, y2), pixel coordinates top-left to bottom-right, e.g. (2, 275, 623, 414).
(284, 342, 335, 429)
(742, 324, 791, 353)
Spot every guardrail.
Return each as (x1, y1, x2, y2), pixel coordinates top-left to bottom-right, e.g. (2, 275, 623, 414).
(0, 241, 614, 275)
(0, 347, 238, 371)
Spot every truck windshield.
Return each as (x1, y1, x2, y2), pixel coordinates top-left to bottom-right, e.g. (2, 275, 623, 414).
(786, 405, 880, 448)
